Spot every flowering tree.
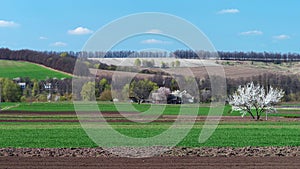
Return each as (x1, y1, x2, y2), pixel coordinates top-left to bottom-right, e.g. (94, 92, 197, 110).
(157, 87, 171, 97)
(152, 87, 171, 104)
(229, 82, 284, 120)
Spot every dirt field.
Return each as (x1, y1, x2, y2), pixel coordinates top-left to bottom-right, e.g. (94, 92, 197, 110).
(1, 156, 299, 169)
(90, 59, 300, 80)
(0, 111, 299, 123)
(1, 109, 299, 168)
(90, 65, 269, 80)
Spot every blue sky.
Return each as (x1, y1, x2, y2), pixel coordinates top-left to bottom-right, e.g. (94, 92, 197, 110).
(0, 0, 299, 53)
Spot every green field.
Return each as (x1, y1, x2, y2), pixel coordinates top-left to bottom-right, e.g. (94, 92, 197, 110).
(0, 60, 72, 80)
(0, 121, 299, 148)
(1, 102, 299, 117)
(1, 102, 232, 115)
(0, 102, 299, 148)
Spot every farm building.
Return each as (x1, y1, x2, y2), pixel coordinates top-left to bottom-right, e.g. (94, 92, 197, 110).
(170, 90, 194, 104)
(13, 77, 27, 90)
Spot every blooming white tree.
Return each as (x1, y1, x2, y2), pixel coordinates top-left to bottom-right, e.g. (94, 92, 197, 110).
(229, 82, 284, 120)
(157, 87, 171, 96)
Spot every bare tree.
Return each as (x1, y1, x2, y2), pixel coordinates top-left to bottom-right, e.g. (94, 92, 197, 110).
(229, 82, 284, 120)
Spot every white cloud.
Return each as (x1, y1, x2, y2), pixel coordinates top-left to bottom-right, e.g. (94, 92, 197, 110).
(218, 9, 240, 14)
(141, 39, 171, 44)
(39, 36, 48, 40)
(239, 30, 263, 36)
(0, 20, 18, 27)
(51, 41, 67, 47)
(146, 29, 163, 34)
(68, 27, 93, 35)
(273, 34, 290, 40)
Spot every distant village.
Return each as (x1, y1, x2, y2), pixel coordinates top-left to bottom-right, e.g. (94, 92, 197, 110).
(8, 77, 196, 104)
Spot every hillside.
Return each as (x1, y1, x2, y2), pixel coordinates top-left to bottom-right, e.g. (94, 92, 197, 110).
(88, 58, 218, 67)
(0, 60, 72, 80)
(90, 58, 300, 79)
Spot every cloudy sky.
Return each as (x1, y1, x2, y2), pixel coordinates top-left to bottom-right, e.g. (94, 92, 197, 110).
(0, 0, 299, 52)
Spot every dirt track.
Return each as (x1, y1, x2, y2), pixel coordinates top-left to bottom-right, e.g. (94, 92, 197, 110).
(1, 157, 299, 169)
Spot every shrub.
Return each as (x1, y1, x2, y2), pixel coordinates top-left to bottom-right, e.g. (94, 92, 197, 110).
(20, 96, 27, 102)
(99, 90, 112, 101)
(59, 96, 67, 101)
(37, 94, 47, 102)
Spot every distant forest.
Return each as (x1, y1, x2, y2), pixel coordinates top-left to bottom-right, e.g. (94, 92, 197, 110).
(76, 50, 300, 63)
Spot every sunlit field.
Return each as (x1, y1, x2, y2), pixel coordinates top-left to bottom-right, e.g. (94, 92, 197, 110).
(0, 102, 299, 148)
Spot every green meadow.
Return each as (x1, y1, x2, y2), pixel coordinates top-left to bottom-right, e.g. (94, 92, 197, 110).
(0, 60, 71, 80)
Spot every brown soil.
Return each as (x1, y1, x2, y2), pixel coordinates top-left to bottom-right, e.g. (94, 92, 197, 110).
(0, 156, 299, 169)
(0, 111, 137, 115)
(91, 65, 275, 80)
(0, 111, 299, 123)
(177, 66, 269, 79)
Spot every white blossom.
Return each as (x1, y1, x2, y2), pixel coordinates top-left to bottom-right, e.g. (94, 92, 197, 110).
(229, 82, 284, 120)
(157, 87, 171, 96)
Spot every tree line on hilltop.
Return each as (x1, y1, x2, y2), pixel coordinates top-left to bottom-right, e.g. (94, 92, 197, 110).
(0, 48, 89, 76)
(76, 50, 300, 63)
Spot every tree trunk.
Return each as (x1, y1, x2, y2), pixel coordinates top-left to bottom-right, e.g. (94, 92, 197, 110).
(256, 110, 260, 120)
(256, 114, 260, 120)
(248, 111, 255, 119)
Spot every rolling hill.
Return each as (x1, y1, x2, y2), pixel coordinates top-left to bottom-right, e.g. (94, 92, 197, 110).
(89, 58, 300, 79)
(0, 60, 72, 80)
